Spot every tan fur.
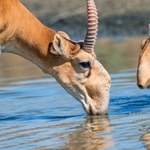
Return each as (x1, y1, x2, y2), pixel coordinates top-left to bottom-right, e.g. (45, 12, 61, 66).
(137, 37, 150, 88)
(0, 0, 111, 115)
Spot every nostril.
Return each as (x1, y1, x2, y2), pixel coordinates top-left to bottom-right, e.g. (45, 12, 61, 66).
(137, 83, 144, 89)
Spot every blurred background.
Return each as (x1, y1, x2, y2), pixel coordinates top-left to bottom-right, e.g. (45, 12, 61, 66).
(20, 0, 150, 38)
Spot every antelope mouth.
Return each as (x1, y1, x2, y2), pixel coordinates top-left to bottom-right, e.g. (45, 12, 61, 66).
(87, 105, 108, 115)
(82, 96, 109, 115)
(85, 102, 108, 115)
(87, 104, 99, 115)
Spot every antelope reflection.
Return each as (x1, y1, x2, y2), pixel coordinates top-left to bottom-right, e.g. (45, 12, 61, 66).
(142, 133, 150, 149)
(64, 116, 114, 150)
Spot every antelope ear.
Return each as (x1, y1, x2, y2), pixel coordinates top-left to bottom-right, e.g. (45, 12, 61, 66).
(50, 33, 69, 58)
(58, 31, 70, 40)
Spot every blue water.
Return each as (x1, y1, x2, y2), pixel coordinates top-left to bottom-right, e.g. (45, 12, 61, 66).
(0, 66, 150, 150)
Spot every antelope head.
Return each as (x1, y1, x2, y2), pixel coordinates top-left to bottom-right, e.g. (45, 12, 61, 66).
(0, 0, 111, 115)
(137, 24, 150, 89)
(49, 0, 111, 115)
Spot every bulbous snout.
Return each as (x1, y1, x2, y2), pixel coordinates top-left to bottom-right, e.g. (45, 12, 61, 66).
(137, 40, 150, 89)
(86, 87, 111, 115)
(83, 62, 111, 115)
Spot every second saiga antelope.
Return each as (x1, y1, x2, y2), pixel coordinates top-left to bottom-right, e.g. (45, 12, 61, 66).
(137, 24, 150, 89)
(0, 0, 111, 115)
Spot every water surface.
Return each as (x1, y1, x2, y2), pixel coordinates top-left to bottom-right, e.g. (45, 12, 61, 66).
(0, 37, 150, 150)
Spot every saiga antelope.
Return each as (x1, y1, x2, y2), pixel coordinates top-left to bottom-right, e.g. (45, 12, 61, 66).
(137, 24, 150, 89)
(0, 0, 111, 115)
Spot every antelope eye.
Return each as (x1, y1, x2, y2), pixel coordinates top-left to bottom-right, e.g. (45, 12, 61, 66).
(79, 61, 91, 69)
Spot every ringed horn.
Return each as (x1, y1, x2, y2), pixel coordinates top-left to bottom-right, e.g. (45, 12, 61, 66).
(82, 0, 98, 51)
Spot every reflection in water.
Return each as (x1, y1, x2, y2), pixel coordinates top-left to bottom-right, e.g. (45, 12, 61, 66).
(141, 123, 150, 150)
(65, 116, 114, 150)
(0, 115, 114, 150)
(142, 133, 150, 149)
